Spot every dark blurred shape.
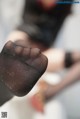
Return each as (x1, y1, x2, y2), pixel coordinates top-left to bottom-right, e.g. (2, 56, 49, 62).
(19, 0, 73, 48)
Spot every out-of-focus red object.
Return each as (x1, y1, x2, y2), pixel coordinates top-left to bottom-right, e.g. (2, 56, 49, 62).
(37, 0, 57, 10)
(30, 92, 44, 113)
(30, 81, 49, 113)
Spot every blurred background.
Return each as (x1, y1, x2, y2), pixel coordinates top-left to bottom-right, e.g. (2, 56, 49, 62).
(0, 0, 80, 119)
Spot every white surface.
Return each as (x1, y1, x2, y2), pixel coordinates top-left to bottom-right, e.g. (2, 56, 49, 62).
(34, 100, 67, 119)
(0, 0, 25, 52)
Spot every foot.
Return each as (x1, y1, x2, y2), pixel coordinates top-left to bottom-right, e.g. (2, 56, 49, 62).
(0, 41, 48, 96)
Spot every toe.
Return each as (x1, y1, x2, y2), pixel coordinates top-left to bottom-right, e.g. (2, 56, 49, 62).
(5, 41, 13, 49)
(30, 48, 41, 58)
(22, 47, 31, 59)
(27, 53, 48, 73)
(14, 46, 23, 55)
(1, 41, 14, 55)
(33, 54, 48, 73)
(2, 41, 24, 57)
(22, 47, 41, 60)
